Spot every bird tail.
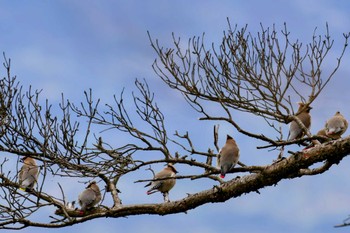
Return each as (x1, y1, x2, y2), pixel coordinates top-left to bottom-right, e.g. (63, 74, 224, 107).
(147, 190, 158, 195)
(146, 186, 160, 195)
(145, 180, 162, 195)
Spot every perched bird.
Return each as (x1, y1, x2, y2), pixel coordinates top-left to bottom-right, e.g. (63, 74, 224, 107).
(19, 156, 39, 191)
(288, 102, 312, 140)
(145, 163, 178, 202)
(217, 135, 240, 178)
(325, 111, 348, 139)
(78, 181, 101, 212)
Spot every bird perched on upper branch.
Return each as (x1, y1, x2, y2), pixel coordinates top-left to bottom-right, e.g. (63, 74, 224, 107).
(19, 156, 39, 191)
(288, 102, 312, 141)
(78, 181, 101, 213)
(217, 134, 240, 179)
(145, 163, 178, 202)
(325, 111, 348, 139)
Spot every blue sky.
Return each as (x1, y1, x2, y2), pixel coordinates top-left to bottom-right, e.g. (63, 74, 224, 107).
(1, 1, 350, 233)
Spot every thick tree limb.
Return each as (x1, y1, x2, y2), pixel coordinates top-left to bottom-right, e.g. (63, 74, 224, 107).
(52, 137, 350, 227)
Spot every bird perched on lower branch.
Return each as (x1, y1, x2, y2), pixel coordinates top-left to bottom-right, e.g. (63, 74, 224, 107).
(19, 156, 39, 191)
(288, 102, 312, 141)
(278, 103, 312, 159)
(325, 111, 348, 139)
(217, 134, 240, 179)
(78, 181, 101, 214)
(145, 163, 178, 202)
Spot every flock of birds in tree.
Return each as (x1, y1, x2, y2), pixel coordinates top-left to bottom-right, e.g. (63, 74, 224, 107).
(18, 102, 348, 214)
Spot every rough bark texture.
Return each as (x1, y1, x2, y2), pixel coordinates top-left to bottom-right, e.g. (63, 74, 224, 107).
(53, 136, 350, 227)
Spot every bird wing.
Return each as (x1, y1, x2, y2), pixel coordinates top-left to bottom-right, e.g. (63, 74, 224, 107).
(216, 152, 221, 168)
(27, 166, 39, 180)
(19, 165, 25, 183)
(149, 181, 163, 191)
(19, 165, 38, 188)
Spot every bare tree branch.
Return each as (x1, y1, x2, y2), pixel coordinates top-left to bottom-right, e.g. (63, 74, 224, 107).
(0, 22, 348, 229)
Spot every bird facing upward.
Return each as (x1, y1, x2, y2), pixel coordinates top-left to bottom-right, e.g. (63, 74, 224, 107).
(217, 135, 240, 179)
(78, 181, 101, 212)
(288, 102, 312, 140)
(145, 163, 178, 202)
(325, 111, 348, 139)
(19, 156, 39, 191)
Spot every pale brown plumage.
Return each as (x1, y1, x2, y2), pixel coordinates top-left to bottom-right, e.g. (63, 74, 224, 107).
(288, 103, 312, 140)
(145, 164, 178, 202)
(19, 157, 39, 191)
(217, 135, 240, 178)
(78, 181, 101, 212)
(325, 111, 348, 139)
(316, 128, 332, 143)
